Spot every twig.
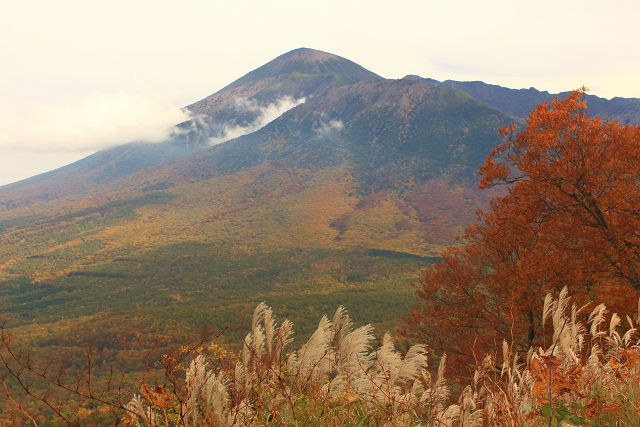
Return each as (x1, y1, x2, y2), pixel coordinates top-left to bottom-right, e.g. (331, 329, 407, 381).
(3, 378, 39, 426)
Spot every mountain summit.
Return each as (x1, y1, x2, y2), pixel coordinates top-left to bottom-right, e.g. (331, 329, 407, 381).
(223, 47, 382, 88)
(186, 48, 382, 126)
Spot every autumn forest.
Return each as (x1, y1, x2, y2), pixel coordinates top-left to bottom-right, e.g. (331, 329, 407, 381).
(1, 49, 640, 425)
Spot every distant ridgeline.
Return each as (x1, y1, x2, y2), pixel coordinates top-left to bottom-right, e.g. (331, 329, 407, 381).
(423, 77, 640, 124)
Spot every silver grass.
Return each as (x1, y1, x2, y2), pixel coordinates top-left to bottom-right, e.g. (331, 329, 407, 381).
(570, 304, 587, 357)
(251, 302, 268, 338)
(327, 324, 375, 399)
(589, 303, 607, 338)
(586, 342, 602, 376)
(273, 318, 294, 363)
(321, 307, 375, 399)
(124, 394, 144, 426)
(548, 287, 574, 358)
(242, 302, 270, 363)
(372, 332, 403, 381)
(459, 385, 480, 424)
(331, 305, 352, 345)
(363, 334, 432, 412)
(417, 353, 449, 407)
(481, 354, 494, 373)
(184, 355, 211, 426)
(227, 399, 254, 426)
(526, 347, 534, 366)
(463, 410, 484, 427)
(204, 371, 230, 426)
(332, 305, 374, 377)
(251, 324, 266, 360)
(551, 287, 570, 334)
(368, 332, 403, 403)
(232, 302, 294, 397)
(263, 305, 275, 356)
(241, 333, 251, 371)
(501, 340, 510, 376)
(512, 353, 522, 383)
(337, 324, 374, 372)
(606, 313, 624, 359)
(125, 394, 156, 426)
(394, 344, 428, 384)
(289, 315, 332, 383)
(233, 361, 246, 394)
(435, 354, 448, 399)
(542, 292, 554, 328)
(623, 320, 636, 346)
(440, 404, 461, 426)
(127, 295, 640, 425)
(543, 290, 585, 366)
(627, 314, 635, 329)
(146, 406, 158, 427)
(609, 312, 621, 340)
(576, 334, 584, 358)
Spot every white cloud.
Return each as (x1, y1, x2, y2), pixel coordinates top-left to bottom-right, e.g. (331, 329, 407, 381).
(0, 92, 191, 153)
(315, 119, 344, 136)
(208, 96, 305, 145)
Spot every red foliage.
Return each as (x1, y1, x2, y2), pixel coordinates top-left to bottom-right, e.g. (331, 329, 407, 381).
(404, 89, 640, 374)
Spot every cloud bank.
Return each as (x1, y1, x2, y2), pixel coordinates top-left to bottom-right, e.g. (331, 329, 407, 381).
(0, 92, 191, 153)
(208, 96, 305, 145)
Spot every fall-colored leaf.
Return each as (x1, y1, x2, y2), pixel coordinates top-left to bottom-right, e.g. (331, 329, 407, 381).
(140, 382, 174, 408)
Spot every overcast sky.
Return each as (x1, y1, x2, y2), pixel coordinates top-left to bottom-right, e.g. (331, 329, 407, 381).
(1, 0, 639, 185)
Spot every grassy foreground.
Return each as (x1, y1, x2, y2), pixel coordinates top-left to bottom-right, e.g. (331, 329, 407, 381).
(3, 287, 640, 426)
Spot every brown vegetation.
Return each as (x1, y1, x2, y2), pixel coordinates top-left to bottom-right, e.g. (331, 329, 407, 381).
(405, 89, 640, 373)
(4, 288, 640, 425)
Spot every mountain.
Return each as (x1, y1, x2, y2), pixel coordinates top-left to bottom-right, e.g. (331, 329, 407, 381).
(150, 76, 511, 194)
(2, 48, 640, 378)
(0, 48, 381, 210)
(423, 78, 640, 124)
(187, 47, 382, 128)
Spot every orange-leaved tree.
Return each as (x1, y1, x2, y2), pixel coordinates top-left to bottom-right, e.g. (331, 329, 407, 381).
(404, 89, 640, 374)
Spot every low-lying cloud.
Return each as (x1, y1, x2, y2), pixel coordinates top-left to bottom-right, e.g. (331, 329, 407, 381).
(208, 96, 305, 145)
(0, 92, 192, 152)
(0, 93, 306, 186)
(315, 118, 344, 136)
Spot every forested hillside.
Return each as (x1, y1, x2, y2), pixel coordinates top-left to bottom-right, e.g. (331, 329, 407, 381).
(1, 48, 640, 424)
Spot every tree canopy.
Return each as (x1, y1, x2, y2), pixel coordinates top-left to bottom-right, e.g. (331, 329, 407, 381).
(404, 89, 640, 372)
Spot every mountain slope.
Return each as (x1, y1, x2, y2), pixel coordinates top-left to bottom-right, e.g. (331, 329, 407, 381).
(3, 49, 639, 382)
(0, 141, 200, 211)
(147, 76, 512, 195)
(0, 72, 512, 360)
(0, 48, 382, 210)
(424, 78, 640, 124)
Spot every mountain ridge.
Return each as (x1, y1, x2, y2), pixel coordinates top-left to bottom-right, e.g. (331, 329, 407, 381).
(423, 78, 640, 123)
(4, 48, 640, 205)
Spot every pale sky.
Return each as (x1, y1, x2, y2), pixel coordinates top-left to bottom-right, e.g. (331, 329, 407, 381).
(1, 0, 639, 185)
